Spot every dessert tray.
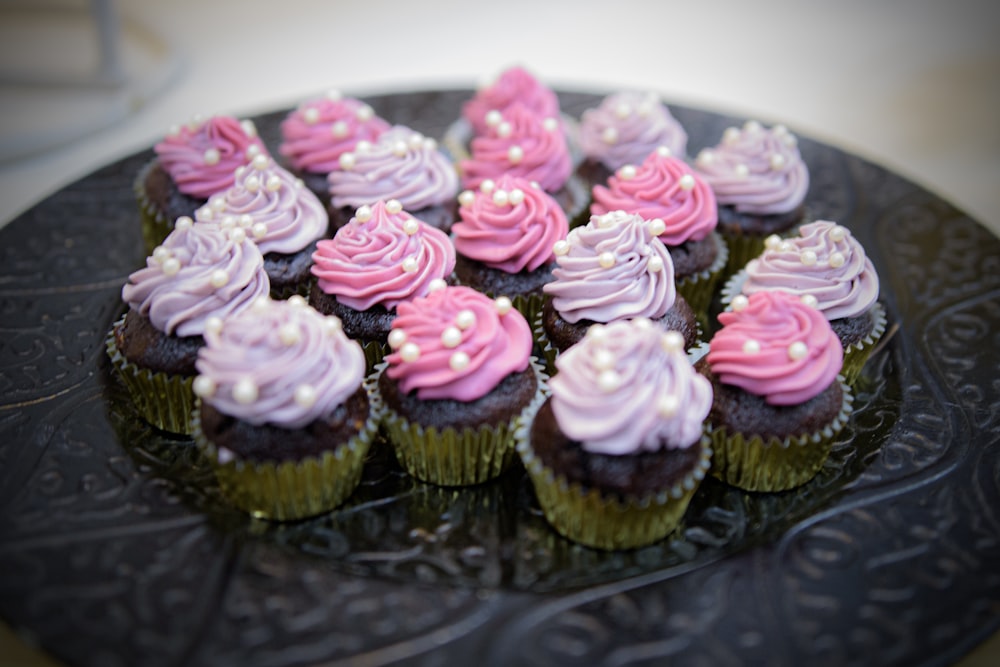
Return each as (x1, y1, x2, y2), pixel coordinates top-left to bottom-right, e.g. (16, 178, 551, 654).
(1, 88, 998, 667)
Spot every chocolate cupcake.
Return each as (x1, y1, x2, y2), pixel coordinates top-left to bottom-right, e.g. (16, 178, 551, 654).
(537, 210, 701, 373)
(136, 114, 267, 254)
(309, 199, 456, 368)
(693, 121, 809, 272)
(697, 290, 853, 492)
(452, 174, 568, 326)
(190, 297, 380, 521)
(193, 154, 329, 298)
(106, 218, 270, 434)
(516, 318, 713, 550)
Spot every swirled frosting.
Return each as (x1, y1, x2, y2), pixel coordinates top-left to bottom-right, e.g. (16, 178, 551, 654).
(591, 147, 717, 245)
(452, 175, 567, 273)
(578, 92, 688, 170)
(328, 125, 459, 211)
(384, 285, 532, 401)
(694, 121, 809, 215)
(706, 290, 842, 405)
(194, 155, 328, 256)
(461, 65, 561, 137)
(122, 218, 270, 337)
(311, 199, 456, 310)
(459, 103, 571, 193)
(154, 115, 267, 199)
(549, 319, 712, 454)
(740, 221, 880, 320)
(279, 90, 391, 174)
(543, 210, 676, 323)
(194, 297, 366, 429)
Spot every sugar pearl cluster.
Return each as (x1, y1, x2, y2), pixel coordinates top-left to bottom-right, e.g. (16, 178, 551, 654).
(338, 131, 437, 171)
(552, 212, 667, 275)
(695, 120, 797, 176)
(483, 109, 559, 165)
(352, 199, 430, 273)
(730, 293, 815, 360)
(762, 226, 848, 269)
(458, 178, 537, 208)
(150, 217, 248, 288)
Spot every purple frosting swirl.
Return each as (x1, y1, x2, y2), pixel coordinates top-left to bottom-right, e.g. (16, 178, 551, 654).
(694, 121, 809, 215)
(550, 319, 712, 454)
(194, 155, 328, 256)
(195, 297, 366, 429)
(328, 125, 459, 211)
(122, 219, 270, 337)
(543, 210, 677, 323)
(577, 91, 688, 169)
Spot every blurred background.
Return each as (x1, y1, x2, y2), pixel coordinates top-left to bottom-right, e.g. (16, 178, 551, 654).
(0, 0, 997, 664)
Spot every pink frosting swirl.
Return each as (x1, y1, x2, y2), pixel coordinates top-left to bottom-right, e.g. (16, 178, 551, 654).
(591, 147, 718, 245)
(543, 210, 677, 323)
(461, 66, 561, 136)
(154, 115, 267, 199)
(328, 126, 459, 211)
(550, 319, 712, 454)
(740, 221, 880, 320)
(452, 175, 568, 273)
(310, 200, 456, 310)
(707, 290, 843, 405)
(578, 92, 688, 169)
(122, 219, 270, 337)
(194, 155, 328, 256)
(459, 103, 571, 193)
(195, 298, 366, 429)
(694, 121, 809, 215)
(384, 286, 532, 401)
(279, 91, 391, 174)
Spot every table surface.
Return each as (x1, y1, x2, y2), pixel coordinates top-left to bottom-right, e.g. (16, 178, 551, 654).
(0, 1, 997, 665)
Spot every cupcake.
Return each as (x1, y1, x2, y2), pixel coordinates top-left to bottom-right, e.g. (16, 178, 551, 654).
(309, 199, 456, 368)
(576, 91, 688, 187)
(452, 174, 568, 326)
(693, 120, 809, 270)
(375, 285, 543, 486)
(458, 103, 587, 223)
(516, 318, 714, 550)
(590, 146, 727, 315)
(136, 115, 267, 253)
(328, 125, 460, 233)
(537, 210, 701, 372)
(461, 65, 561, 138)
(722, 220, 886, 383)
(106, 218, 270, 434)
(278, 90, 391, 207)
(696, 290, 853, 492)
(194, 154, 329, 298)
(190, 296, 379, 520)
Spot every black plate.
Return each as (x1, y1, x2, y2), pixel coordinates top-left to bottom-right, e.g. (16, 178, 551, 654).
(1, 89, 998, 667)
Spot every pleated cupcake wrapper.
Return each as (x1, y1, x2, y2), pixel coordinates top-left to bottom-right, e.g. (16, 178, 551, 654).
(105, 319, 196, 435)
(190, 373, 383, 521)
(722, 233, 769, 276)
(675, 231, 729, 317)
(134, 159, 174, 256)
(376, 359, 548, 487)
(707, 377, 854, 492)
(359, 339, 390, 373)
(514, 399, 713, 550)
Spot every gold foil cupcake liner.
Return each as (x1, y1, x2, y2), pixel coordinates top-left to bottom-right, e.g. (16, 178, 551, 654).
(190, 372, 383, 521)
(707, 378, 854, 492)
(722, 233, 768, 276)
(676, 231, 729, 317)
(376, 359, 548, 487)
(514, 402, 713, 550)
(105, 319, 196, 435)
(840, 302, 888, 385)
(134, 159, 174, 256)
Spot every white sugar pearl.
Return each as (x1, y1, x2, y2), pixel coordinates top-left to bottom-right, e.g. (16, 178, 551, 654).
(543, 117, 559, 132)
(339, 152, 356, 170)
(192, 375, 216, 398)
(731, 294, 750, 311)
(241, 120, 258, 138)
(586, 323, 608, 341)
(593, 349, 615, 371)
(458, 190, 475, 207)
(252, 154, 269, 171)
(507, 146, 524, 164)
(441, 326, 462, 348)
(598, 369, 622, 393)
(400, 342, 420, 362)
(238, 214, 253, 228)
(392, 141, 408, 156)
(661, 331, 685, 353)
(553, 240, 570, 256)
(656, 145, 672, 158)
(401, 257, 419, 273)
(770, 153, 786, 170)
(219, 216, 236, 230)
(618, 165, 637, 180)
(228, 228, 247, 244)
(508, 188, 525, 205)
(735, 164, 750, 178)
(599, 251, 616, 268)
(210, 269, 229, 288)
(494, 296, 513, 315)
(743, 339, 761, 354)
(455, 309, 476, 330)
(632, 318, 653, 330)
(658, 394, 680, 418)
(801, 250, 818, 266)
(744, 120, 762, 133)
(287, 294, 307, 308)
(614, 102, 632, 118)
(428, 278, 447, 292)
(203, 148, 220, 166)
(266, 175, 282, 192)
(648, 218, 666, 236)
(696, 150, 714, 167)
(152, 246, 171, 262)
(279, 323, 301, 346)
(197, 207, 214, 221)
(245, 176, 260, 193)
(402, 218, 420, 235)
(647, 255, 665, 273)
(723, 127, 741, 144)
(829, 225, 847, 242)
(175, 216, 193, 230)
(602, 127, 619, 144)
(303, 108, 320, 124)
(354, 140, 371, 153)
(357, 105, 374, 121)
(829, 252, 846, 268)
(387, 329, 407, 349)
(492, 189, 509, 206)
(205, 316, 224, 334)
(162, 257, 181, 276)
(779, 241, 795, 253)
(801, 294, 819, 309)
(252, 222, 268, 239)
(355, 205, 372, 222)
(233, 378, 258, 404)
(450, 351, 470, 372)
(764, 234, 782, 250)
(678, 174, 696, 191)
(331, 120, 349, 138)
(479, 179, 495, 193)
(485, 110, 502, 127)
(245, 144, 261, 159)
(497, 122, 512, 138)
(386, 199, 403, 214)
(788, 341, 808, 360)
(294, 384, 317, 408)
(323, 316, 342, 333)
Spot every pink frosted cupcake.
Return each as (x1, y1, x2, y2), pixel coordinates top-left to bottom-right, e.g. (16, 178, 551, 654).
(537, 210, 700, 371)
(374, 285, 544, 486)
(309, 199, 456, 367)
(278, 90, 391, 207)
(328, 125, 460, 233)
(576, 91, 688, 186)
(136, 115, 268, 253)
(106, 219, 271, 434)
(452, 174, 568, 326)
(194, 154, 329, 298)
(697, 290, 853, 492)
(461, 65, 561, 138)
(722, 220, 886, 383)
(591, 146, 727, 315)
(694, 120, 809, 270)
